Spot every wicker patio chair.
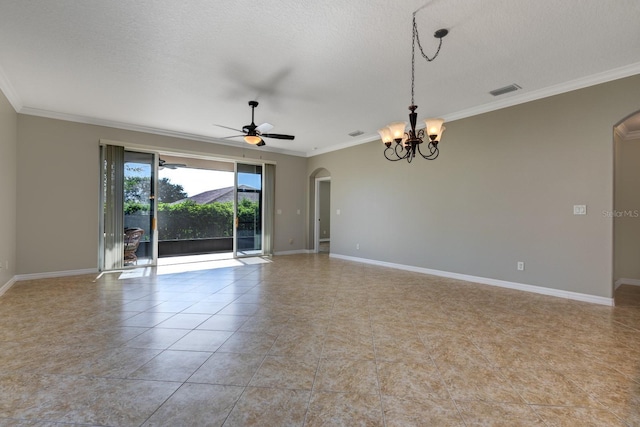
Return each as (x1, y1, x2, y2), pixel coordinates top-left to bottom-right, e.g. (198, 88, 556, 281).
(124, 227, 144, 265)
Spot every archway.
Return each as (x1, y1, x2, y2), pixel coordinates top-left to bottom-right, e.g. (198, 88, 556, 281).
(613, 110, 640, 306)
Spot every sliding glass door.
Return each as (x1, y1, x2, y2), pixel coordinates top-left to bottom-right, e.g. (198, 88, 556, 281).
(235, 163, 263, 257)
(100, 146, 156, 270)
(101, 148, 273, 269)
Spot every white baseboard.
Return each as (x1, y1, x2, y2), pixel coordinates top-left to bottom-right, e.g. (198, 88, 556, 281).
(331, 254, 614, 306)
(0, 276, 17, 297)
(14, 268, 99, 282)
(273, 249, 313, 256)
(615, 278, 640, 290)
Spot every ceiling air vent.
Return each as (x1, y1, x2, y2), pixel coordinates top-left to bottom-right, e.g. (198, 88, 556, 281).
(348, 130, 364, 137)
(489, 84, 521, 96)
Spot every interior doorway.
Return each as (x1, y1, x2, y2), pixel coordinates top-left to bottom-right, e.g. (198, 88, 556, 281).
(613, 110, 640, 305)
(315, 177, 331, 253)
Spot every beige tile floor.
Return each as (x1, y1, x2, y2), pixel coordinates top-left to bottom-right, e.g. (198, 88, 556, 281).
(1, 254, 639, 426)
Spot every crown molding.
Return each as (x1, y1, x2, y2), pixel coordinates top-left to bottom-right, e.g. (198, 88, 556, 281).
(0, 64, 22, 111)
(305, 133, 381, 157)
(309, 62, 640, 157)
(10, 61, 640, 158)
(615, 122, 640, 141)
(18, 107, 307, 158)
(444, 62, 640, 123)
(616, 123, 629, 139)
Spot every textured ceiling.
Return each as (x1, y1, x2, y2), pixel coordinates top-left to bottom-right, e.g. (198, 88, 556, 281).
(1, 0, 640, 156)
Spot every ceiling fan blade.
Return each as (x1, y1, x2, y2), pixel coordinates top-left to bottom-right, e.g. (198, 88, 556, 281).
(256, 123, 274, 133)
(261, 133, 295, 140)
(257, 139, 266, 146)
(221, 135, 245, 139)
(213, 124, 245, 133)
(159, 159, 187, 170)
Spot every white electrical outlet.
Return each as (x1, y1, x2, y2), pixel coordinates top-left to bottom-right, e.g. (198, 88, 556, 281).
(356, 243, 360, 250)
(517, 261, 525, 271)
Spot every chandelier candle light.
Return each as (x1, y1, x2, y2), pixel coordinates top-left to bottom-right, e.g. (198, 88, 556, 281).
(379, 11, 448, 163)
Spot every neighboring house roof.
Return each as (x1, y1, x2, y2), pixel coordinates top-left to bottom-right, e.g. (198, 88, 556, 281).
(173, 185, 259, 205)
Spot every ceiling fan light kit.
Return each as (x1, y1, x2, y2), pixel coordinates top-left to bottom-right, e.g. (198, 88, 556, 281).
(244, 135, 263, 145)
(379, 9, 448, 163)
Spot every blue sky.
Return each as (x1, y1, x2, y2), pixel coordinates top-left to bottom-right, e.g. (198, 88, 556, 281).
(126, 163, 261, 197)
(160, 168, 235, 196)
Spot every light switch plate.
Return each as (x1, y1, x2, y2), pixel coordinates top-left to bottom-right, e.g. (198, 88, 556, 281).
(573, 205, 587, 215)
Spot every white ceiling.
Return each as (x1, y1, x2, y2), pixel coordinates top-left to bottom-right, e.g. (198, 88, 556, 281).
(1, 0, 640, 156)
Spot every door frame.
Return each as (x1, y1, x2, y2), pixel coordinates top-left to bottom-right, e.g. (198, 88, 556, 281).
(99, 139, 275, 267)
(234, 161, 265, 258)
(314, 177, 331, 253)
(99, 146, 159, 270)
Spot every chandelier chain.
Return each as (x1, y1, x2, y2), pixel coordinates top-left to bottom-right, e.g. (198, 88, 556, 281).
(411, 17, 416, 106)
(411, 12, 444, 105)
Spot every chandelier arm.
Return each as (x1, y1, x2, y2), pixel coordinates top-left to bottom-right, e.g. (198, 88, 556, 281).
(384, 146, 409, 161)
(416, 141, 439, 160)
(395, 142, 410, 159)
(395, 142, 411, 159)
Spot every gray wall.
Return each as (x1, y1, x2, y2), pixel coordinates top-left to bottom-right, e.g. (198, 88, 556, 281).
(6, 74, 640, 300)
(308, 75, 640, 299)
(16, 115, 307, 274)
(614, 132, 640, 282)
(0, 89, 17, 287)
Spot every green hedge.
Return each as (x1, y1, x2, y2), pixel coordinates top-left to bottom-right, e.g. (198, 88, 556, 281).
(124, 200, 259, 240)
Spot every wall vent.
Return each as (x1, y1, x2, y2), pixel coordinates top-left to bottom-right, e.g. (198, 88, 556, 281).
(348, 130, 364, 137)
(490, 84, 522, 96)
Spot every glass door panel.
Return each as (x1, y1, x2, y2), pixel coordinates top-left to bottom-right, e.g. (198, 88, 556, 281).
(123, 151, 156, 265)
(235, 163, 263, 257)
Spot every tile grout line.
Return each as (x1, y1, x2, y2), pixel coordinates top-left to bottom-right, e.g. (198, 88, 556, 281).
(301, 289, 335, 426)
(369, 302, 388, 427)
